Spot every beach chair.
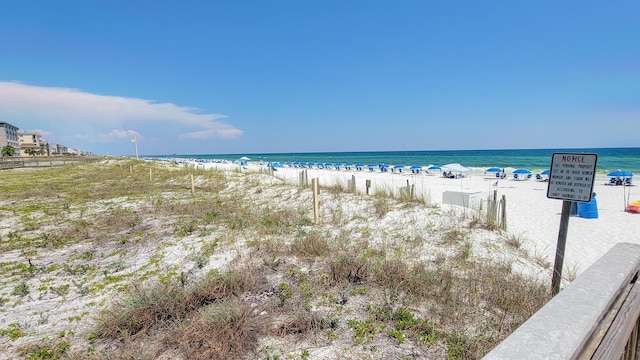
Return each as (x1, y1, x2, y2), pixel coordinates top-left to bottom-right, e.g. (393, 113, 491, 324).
(513, 174, 518, 180)
(626, 178, 632, 186)
(527, 174, 532, 180)
(536, 174, 542, 181)
(608, 177, 616, 185)
(368, 165, 375, 172)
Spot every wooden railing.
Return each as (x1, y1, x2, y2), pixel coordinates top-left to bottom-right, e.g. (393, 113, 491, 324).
(484, 242, 640, 359)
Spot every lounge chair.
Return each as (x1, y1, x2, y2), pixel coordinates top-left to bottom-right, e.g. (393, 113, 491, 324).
(626, 178, 632, 186)
(514, 174, 519, 180)
(536, 174, 542, 181)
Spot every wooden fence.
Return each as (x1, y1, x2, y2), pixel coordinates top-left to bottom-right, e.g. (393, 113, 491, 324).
(0, 157, 91, 170)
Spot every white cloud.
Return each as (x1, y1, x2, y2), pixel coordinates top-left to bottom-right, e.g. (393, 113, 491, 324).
(98, 129, 142, 142)
(0, 81, 242, 141)
(179, 128, 244, 139)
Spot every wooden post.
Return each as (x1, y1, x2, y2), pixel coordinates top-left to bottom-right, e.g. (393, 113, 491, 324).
(351, 175, 356, 193)
(500, 195, 507, 231)
(312, 178, 319, 224)
(191, 174, 195, 194)
(366, 180, 371, 195)
(551, 200, 572, 296)
(149, 168, 153, 181)
(129, 165, 133, 176)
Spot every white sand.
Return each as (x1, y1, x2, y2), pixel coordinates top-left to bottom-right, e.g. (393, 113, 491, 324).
(199, 161, 639, 277)
(2, 159, 635, 358)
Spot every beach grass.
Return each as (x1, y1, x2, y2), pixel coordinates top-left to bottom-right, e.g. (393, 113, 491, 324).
(0, 159, 551, 359)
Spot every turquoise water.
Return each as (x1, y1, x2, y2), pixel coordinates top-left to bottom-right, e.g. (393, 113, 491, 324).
(164, 147, 640, 174)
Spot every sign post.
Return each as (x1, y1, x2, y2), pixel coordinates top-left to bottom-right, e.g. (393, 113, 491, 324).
(547, 153, 598, 296)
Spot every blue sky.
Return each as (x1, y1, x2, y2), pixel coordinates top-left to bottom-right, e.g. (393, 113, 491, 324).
(1, 1, 638, 156)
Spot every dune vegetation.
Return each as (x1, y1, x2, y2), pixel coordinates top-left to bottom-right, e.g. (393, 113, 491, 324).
(0, 159, 550, 359)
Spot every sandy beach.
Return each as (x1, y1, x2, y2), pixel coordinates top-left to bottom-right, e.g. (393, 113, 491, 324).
(1, 159, 637, 359)
(202, 161, 640, 278)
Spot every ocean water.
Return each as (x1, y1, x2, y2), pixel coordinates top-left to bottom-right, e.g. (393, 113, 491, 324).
(166, 147, 640, 174)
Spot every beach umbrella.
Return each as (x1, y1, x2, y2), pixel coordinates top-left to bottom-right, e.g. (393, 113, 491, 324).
(443, 163, 470, 173)
(410, 165, 422, 170)
(607, 170, 633, 177)
(393, 165, 405, 169)
(486, 167, 502, 173)
(355, 163, 365, 167)
(239, 156, 251, 161)
(513, 169, 532, 174)
(540, 169, 550, 175)
(427, 165, 441, 170)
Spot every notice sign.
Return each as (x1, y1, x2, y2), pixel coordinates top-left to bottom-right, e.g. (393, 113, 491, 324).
(547, 153, 598, 202)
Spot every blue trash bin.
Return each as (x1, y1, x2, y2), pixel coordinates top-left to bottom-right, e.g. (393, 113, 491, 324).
(578, 194, 598, 219)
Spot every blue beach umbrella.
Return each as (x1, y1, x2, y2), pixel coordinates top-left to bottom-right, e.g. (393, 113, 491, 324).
(486, 167, 502, 173)
(393, 165, 405, 169)
(427, 165, 441, 170)
(607, 170, 633, 177)
(355, 163, 365, 167)
(513, 168, 532, 174)
(410, 165, 422, 170)
(540, 169, 550, 175)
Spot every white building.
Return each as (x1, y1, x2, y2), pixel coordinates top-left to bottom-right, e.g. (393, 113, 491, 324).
(0, 121, 20, 151)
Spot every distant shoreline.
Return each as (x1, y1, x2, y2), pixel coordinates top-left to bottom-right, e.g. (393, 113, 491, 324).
(143, 147, 640, 174)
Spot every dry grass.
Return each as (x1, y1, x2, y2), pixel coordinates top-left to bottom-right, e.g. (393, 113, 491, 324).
(0, 159, 552, 359)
